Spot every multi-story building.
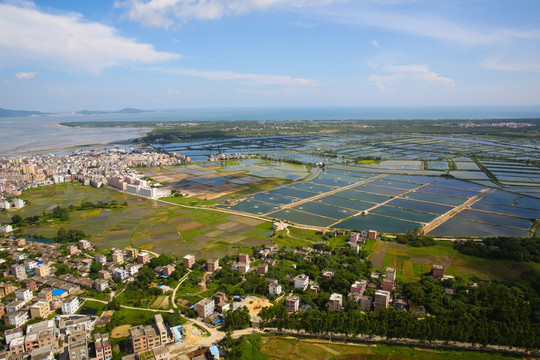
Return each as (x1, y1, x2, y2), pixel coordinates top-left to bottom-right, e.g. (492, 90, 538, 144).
(137, 252, 150, 265)
(38, 288, 53, 302)
(98, 270, 111, 280)
(154, 314, 168, 345)
(34, 264, 50, 277)
(374, 290, 390, 311)
(11, 264, 26, 279)
(385, 267, 396, 281)
(367, 230, 378, 240)
(360, 295, 373, 311)
(0, 282, 14, 297)
(21, 279, 38, 291)
(162, 265, 175, 277)
(113, 268, 129, 281)
(9, 336, 25, 355)
(68, 331, 88, 360)
(94, 333, 112, 360)
(15, 288, 33, 303)
(152, 345, 170, 360)
(432, 264, 444, 279)
(183, 254, 195, 269)
(328, 293, 343, 312)
(24, 329, 55, 351)
(238, 253, 250, 264)
(30, 301, 50, 319)
(24, 260, 38, 271)
(5, 311, 29, 327)
(268, 280, 282, 296)
(95, 254, 107, 265)
(285, 296, 300, 313)
(112, 252, 124, 265)
(257, 263, 268, 275)
(349, 280, 367, 296)
(294, 274, 309, 290)
(207, 258, 219, 272)
(78, 240, 92, 251)
(381, 278, 395, 292)
(61, 297, 80, 315)
(129, 325, 161, 353)
(195, 298, 215, 319)
(125, 248, 138, 259)
(66, 245, 80, 256)
(6, 299, 26, 313)
(93, 279, 109, 292)
(236, 262, 250, 274)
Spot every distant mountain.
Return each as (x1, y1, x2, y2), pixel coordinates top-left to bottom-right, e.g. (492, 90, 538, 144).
(76, 108, 148, 115)
(0, 107, 47, 117)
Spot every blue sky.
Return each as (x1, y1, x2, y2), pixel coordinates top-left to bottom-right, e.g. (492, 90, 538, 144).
(1, 0, 539, 112)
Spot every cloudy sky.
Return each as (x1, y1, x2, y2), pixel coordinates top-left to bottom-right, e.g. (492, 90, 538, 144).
(1, 0, 539, 112)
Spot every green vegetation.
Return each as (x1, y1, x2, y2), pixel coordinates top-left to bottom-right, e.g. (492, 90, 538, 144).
(259, 272, 540, 349)
(223, 306, 251, 331)
(455, 237, 540, 263)
(54, 227, 89, 243)
(60, 119, 540, 141)
(239, 335, 524, 360)
(394, 228, 435, 247)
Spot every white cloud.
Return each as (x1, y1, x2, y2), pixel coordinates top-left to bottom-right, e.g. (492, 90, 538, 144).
(480, 58, 540, 72)
(371, 40, 380, 48)
(168, 88, 182, 95)
(116, 0, 343, 28)
(155, 67, 317, 86)
(0, 2, 180, 73)
(369, 63, 455, 91)
(15, 72, 36, 80)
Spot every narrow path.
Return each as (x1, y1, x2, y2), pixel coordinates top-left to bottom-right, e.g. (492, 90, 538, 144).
(171, 269, 192, 309)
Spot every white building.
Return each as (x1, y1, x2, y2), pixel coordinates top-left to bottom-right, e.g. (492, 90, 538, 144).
(61, 297, 80, 315)
(195, 298, 215, 319)
(0, 224, 14, 233)
(12, 198, 25, 208)
(268, 280, 282, 296)
(294, 274, 309, 290)
(328, 293, 343, 312)
(24, 260, 38, 271)
(5, 311, 29, 327)
(113, 268, 129, 281)
(15, 288, 33, 303)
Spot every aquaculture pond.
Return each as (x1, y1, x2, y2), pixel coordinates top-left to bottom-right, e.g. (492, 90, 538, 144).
(428, 218, 531, 237)
(335, 214, 422, 233)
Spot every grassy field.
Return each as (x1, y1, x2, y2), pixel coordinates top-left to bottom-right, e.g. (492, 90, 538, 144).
(1, 182, 275, 258)
(368, 239, 535, 281)
(257, 336, 523, 360)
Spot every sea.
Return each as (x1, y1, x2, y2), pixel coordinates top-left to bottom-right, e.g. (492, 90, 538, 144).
(1, 105, 539, 156)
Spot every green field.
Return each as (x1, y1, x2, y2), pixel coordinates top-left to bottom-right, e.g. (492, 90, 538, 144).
(368, 239, 536, 281)
(0, 182, 274, 258)
(238, 335, 523, 360)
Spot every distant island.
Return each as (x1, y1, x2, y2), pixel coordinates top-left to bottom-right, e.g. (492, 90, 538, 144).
(0, 107, 148, 117)
(0, 107, 47, 117)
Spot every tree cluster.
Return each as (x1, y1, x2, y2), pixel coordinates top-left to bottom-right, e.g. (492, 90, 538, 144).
(455, 237, 540, 263)
(55, 228, 89, 243)
(395, 228, 435, 247)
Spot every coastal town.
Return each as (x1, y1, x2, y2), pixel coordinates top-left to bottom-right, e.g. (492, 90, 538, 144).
(0, 148, 190, 200)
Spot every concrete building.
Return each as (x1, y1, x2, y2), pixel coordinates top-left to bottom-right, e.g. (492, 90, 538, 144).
(78, 240, 92, 251)
(385, 267, 396, 281)
(368, 230, 378, 240)
(6, 299, 26, 313)
(66, 245, 80, 256)
(152, 345, 170, 360)
(4, 311, 29, 327)
(21, 279, 38, 291)
(94, 333, 112, 360)
(113, 268, 129, 281)
(154, 314, 168, 345)
(294, 274, 309, 290)
(162, 264, 175, 277)
(268, 280, 282, 296)
(236, 262, 250, 274)
(137, 252, 150, 265)
(67, 331, 88, 360)
(61, 297, 80, 315)
(129, 325, 161, 353)
(381, 278, 395, 292)
(360, 296, 373, 311)
(257, 263, 268, 275)
(433, 264, 444, 280)
(98, 270, 111, 280)
(15, 288, 33, 303)
(30, 301, 50, 319)
(93, 279, 109, 292)
(207, 258, 219, 272)
(9, 336, 25, 355)
(95, 254, 107, 265)
(183, 254, 195, 269)
(374, 290, 390, 311)
(112, 252, 124, 265)
(349, 280, 367, 296)
(38, 288, 53, 302)
(11, 264, 26, 279)
(24, 260, 38, 271)
(125, 248, 138, 259)
(0, 282, 14, 297)
(34, 264, 50, 277)
(195, 298, 215, 319)
(285, 296, 300, 313)
(238, 253, 250, 264)
(24, 329, 55, 352)
(328, 293, 343, 312)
